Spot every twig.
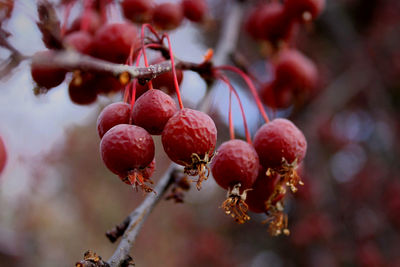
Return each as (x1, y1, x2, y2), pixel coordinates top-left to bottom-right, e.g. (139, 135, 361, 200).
(107, 164, 176, 267)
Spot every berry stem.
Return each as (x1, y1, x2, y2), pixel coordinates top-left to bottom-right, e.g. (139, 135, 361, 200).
(228, 86, 235, 140)
(141, 24, 153, 90)
(218, 74, 252, 144)
(163, 34, 184, 109)
(216, 65, 270, 123)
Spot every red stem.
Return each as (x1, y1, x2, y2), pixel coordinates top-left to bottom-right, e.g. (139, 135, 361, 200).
(218, 74, 252, 144)
(141, 25, 153, 90)
(163, 34, 184, 109)
(216, 66, 270, 123)
(228, 87, 235, 140)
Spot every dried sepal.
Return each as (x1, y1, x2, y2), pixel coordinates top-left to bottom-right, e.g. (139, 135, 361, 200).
(121, 169, 155, 193)
(221, 183, 251, 224)
(184, 152, 212, 190)
(267, 158, 303, 193)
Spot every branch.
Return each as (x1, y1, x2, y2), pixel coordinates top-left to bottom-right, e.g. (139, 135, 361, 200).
(107, 164, 176, 267)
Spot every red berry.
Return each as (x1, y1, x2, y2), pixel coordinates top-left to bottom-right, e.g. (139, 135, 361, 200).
(256, 2, 294, 45)
(63, 31, 93, 54)
(254, 118, 307, 169)
(31, 51, 66, 89)
(100, 124, 155, 191)
(121, 0, 154, 23)
(91, 22, 138, 63)
(161, 108, 217, 189)
(284, 0, 325, 22)
(182, 0, 207, 23)
(275, 49, 318, 93)
(68, 10, 102, 35)
(246, 170, 281, 213)
(0, 136, 7, 175)
(95, 74, 124, 94)
(211, 139, 259, 191)
(152, 3, 184, 30)
(136, 58, 184, 97)
(132, 89, 178, 135)
(260, 81, 293, 109)
(68, 72, 98, 105)
(211, 139, 260, 224)
(97, 102, 132, 138)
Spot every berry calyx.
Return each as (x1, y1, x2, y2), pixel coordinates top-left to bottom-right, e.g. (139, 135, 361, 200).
(152, 3, 184, 30)
(121, 0, 154, 24)
(211, 139, 260, 224)
(31, 51, 66, 89)
(100, 124, 155, 192)
(182, 0, 208, 23)
(246, 170, 289, 236)
(0, 136, 7, 175)
(97, 102, 132, 138)
(132, 89, 178, 135)
(91, 22, 138, 63)
(161, 108, 217, 189)
(253, 118, 306, 192)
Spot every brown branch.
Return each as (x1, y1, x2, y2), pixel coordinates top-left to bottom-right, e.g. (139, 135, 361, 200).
(107, 164, 176, 267)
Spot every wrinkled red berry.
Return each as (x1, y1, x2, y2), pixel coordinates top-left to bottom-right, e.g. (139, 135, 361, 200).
(153, 3, 184, 30)
(132, 89, 177, 135)
(31, 51, 66, 89)
(284, 0, 325, 22)
(92, 22, 138, 63)
(0, 136, 7, 175)
(97, 102, 132, 138)
(182, 0, 207, 23)
(211, 139, 259, 191)
(63, 31, 93, 54)
(121, 0, 154, 23)
(253, 118, 307, 169)
(162, 108, 217, 188)
(100, 124, 155, 177)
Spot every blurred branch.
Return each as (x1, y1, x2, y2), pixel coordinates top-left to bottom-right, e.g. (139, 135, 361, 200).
(0, 29, 27, 78)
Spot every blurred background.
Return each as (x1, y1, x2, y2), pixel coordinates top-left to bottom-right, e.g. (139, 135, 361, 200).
(0, 0, 400, 266)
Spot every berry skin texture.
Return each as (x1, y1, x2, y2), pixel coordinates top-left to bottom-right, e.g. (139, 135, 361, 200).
(31, 51, 66, 89)
(253, 118, 307, 170)
(63, 31, 93, 54)
(152, 3, 184, 30)
(284, 0, 325, 22)
(121, 0, 154, 23)
(132, 89, 178, 135)
(0, 136, 7, 175)
(211, 139, 259, 191)
(182, 0, 207, 23)
(100, 124, 155, 178)
(161, 108, 217, 189)
(91, 22, 138, 63)
(97, 102, 132, 138)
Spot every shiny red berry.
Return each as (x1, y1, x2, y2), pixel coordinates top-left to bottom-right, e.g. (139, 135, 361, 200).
(92, 22, 138, 63)
(253, 118, 307, 169)
(121, 0, 154, 23)
(182, 0, 207, 23)
(31, 51, 66, 89)
(97, 102, 132, 138)
(132, 89, 177, 135)
(153, 3, 184, 30)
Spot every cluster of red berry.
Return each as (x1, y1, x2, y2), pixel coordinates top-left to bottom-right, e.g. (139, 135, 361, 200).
(122, 0, 208, 30)
(245, 0, 323, 109)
